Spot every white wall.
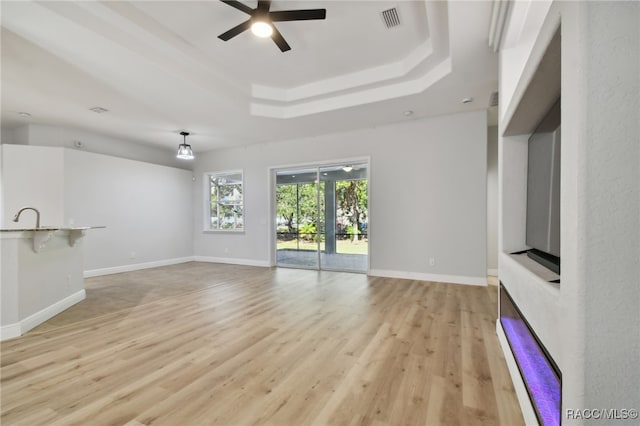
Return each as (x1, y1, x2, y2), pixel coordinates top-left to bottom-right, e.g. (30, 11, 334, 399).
(487, 126, 498, 274)
(193, 111, 488, 285)
(1, 144, 194, 273)
(1, 144, 65, 228)
(63, 149, 194, 272)
(0, 126, 29, 146)
(561, 1, 639, 420)
(16, 234, 84, 325)
(5, 124, 191, 170)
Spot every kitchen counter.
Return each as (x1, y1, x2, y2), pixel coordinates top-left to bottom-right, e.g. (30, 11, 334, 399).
(0, 226, 105, 253)
(0, 226, 104, 232)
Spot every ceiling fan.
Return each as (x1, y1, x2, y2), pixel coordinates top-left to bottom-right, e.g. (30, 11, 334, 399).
(217, 0, 326, 52)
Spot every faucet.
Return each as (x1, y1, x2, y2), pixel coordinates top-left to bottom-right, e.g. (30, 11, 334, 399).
(13, 207, 41, 229)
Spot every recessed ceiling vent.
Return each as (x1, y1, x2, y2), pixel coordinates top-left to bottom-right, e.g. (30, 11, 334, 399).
(89, 106, 109, 114)
(381, 7, 401, 29)
(489, 91, 499, 107)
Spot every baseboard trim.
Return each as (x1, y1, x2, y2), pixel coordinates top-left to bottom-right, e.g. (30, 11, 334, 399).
(0, 323, 21, 341)
(84, 257, 195, 278)
(193, 256, 270, 268)
(83, 256, 270, 278)
(496, 320, 538, 426)
(368, 269, 487, 286)
(21, 289, 86, 334)
(2, 290, 87, 341)
(488, 268, 498, 276)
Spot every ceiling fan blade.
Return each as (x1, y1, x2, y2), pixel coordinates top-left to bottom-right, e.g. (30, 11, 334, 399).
(269, 9, 326, 22)
(219, 0, 254, 15)
(218, 19, 252, 41)
(271, 26, 291, 52)
(257, 1, 271, 13)
(256, 0, 271, 16)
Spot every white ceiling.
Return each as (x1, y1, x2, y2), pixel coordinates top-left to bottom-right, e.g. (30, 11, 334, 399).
(1, 1, 498, 152)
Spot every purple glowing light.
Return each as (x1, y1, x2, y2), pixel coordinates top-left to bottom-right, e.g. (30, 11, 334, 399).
(501, 317, 561, 426)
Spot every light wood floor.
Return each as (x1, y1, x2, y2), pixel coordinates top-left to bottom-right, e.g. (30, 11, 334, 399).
(1, 263, 523, 426)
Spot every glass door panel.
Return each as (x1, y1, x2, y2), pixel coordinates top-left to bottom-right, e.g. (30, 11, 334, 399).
(319, 163, 368, 272)
(275, 168, 319, 269)
(275, 162, 368, 273)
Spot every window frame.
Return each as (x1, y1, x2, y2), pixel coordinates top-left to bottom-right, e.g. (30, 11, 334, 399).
(203, 169, 244, 233)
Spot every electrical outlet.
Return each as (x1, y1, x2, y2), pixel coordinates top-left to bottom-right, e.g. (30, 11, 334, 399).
(429, 258, 435, 267)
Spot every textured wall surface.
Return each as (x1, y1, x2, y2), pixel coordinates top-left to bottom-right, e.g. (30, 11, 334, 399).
(499, 1, 639, 423)
(564, 2, 639, 419)
(487, 126, 499, 272)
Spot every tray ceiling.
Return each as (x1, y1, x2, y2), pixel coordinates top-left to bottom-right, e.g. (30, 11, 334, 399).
(1, 1, 498, 151)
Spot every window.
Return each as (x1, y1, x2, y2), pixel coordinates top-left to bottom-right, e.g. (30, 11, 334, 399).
(206, 170, 243, 231)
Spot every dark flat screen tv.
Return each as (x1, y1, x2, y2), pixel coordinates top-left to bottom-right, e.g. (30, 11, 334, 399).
(526, 99, 561, 274)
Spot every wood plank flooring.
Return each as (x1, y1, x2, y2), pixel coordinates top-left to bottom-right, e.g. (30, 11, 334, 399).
(1, 262, 523, 425)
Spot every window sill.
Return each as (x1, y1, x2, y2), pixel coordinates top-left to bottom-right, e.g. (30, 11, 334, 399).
(202, 229, 245, 234)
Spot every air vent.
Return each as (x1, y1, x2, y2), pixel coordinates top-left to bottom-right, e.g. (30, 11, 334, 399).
(89, 106, 109, 114)
(489, 91, 499, 107)
(381, 7, 400, 29)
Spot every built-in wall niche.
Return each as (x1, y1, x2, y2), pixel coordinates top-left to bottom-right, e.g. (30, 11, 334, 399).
(509, 251, 560, 283)
(503, 28, 561, 137)
(501, 23, 562, 281)
(497, 11, 563, 426)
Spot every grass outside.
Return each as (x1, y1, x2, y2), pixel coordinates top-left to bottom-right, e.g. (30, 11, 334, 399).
(277, 239, 368, 255)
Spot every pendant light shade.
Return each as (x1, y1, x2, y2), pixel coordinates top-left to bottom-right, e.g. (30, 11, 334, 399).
(177, 131, 194, 160)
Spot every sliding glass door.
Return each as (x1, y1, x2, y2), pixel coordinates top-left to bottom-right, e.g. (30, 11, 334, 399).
(275, 162, 368, 272)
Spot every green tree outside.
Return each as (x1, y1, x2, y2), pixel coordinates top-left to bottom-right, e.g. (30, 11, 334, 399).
(336, 180, 368, 241)
(276, 179, 367, 243)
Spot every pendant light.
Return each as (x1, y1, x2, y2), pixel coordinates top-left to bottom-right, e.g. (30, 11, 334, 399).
(176, 131, 194, 160)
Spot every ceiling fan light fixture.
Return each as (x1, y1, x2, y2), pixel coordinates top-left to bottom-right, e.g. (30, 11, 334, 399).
(251, 20, 273, 38)
(217, 1, 326, 52)
(177, 131, 194, 160)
